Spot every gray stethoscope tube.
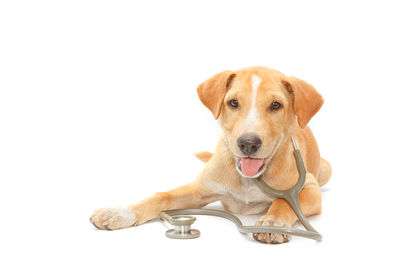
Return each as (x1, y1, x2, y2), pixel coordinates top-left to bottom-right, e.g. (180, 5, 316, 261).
(160, 137, 322, 241)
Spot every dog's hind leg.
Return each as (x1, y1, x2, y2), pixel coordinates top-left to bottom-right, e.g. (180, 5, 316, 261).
(317, 157, 332, 186)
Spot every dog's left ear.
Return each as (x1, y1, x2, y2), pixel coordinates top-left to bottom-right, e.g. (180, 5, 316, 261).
(197, 70, 235, 119)
(282, 76, 324, 128)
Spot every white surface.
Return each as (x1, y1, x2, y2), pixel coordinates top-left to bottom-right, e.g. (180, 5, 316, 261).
(1, 0, 399, 266)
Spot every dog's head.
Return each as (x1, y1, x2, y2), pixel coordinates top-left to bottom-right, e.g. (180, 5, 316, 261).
(197, 66, 323, 178)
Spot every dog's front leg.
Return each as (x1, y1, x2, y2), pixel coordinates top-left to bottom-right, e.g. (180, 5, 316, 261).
(90, 181, 218, 230)
(253, 173, 322, 244)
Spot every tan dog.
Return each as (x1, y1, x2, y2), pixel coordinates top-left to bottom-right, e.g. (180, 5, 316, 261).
(90, 66, 331, 244)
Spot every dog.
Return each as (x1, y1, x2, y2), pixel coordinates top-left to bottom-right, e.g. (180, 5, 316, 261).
(90, 66, 332, 244)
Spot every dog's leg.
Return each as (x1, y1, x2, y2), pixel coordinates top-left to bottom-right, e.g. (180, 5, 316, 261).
(317, 157, 332, 186)
(90, 181, 218, 230)
(253, 173, 322, 244)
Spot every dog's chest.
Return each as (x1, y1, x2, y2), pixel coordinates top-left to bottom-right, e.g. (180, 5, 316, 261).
(221, 177, 275, 214)
(231, 178, 274, 203)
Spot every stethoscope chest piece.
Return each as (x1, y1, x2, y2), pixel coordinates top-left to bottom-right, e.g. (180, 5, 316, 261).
(165, 215, 200, 239)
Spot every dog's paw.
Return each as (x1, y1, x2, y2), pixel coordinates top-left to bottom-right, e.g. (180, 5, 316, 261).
(253, 217, 291, 244)
(90, 207, 138, 230)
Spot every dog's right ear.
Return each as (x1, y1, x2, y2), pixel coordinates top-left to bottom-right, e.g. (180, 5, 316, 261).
(197, 70, 235, 119)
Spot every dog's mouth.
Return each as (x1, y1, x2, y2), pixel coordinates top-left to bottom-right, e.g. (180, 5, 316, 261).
(236, 157, 266, 178)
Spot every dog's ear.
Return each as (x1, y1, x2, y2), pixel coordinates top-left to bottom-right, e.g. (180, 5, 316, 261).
(197, 70, 235, 119)
(282, 76, 324, 128)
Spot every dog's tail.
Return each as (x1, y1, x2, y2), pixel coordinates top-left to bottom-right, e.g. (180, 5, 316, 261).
(194, 151, 213, 163)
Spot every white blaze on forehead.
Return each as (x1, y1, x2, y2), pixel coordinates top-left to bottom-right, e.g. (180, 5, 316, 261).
(243, 74, 261, 131)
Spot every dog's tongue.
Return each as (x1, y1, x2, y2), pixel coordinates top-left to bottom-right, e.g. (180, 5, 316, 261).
(240, 157, 264, 177)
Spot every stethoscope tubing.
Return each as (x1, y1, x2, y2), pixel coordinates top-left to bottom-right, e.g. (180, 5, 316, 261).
(160, 208, 321, 241)
(160, 137, 322, 242)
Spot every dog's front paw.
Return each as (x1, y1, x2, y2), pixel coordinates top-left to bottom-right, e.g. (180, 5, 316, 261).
(90, 207, 138, 230)
(253, 217, 291, 244)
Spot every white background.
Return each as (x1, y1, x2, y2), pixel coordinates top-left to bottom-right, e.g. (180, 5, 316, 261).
(1, 0, 399, 266)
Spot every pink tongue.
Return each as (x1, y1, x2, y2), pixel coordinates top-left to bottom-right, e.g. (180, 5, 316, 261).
(240, 158, 264, 177)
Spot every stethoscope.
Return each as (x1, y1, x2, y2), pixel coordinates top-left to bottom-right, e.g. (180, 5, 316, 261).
(159, 137, 322, 241)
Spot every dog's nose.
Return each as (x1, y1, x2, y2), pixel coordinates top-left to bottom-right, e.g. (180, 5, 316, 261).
(237, 135, 262, 156)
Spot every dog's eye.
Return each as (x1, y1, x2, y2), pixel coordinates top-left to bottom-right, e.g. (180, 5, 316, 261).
(270, 101, 281, 110)
(229, 99, 239, 108)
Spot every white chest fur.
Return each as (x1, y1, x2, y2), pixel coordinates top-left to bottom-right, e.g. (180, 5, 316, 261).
(207, 177, 275, 215)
